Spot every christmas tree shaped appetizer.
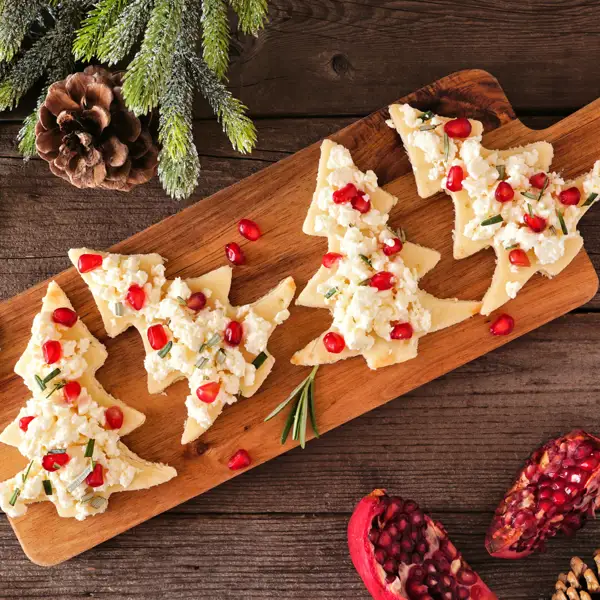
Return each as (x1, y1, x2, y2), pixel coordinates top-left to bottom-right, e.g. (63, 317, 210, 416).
(0, 282, 176, 520)
(388, 104, 600, 314)
(69, 249, 295, 444)
(291, 140, 481, 370)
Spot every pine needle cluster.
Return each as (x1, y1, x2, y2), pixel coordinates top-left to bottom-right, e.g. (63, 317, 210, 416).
(0, 0, 269, 199)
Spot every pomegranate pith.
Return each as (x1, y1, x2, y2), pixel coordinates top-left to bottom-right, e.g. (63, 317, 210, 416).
(228, 449, 251, 470)
(446, 165, 464, 192)
(323, 332, 345, 354)
(105, 406, 124, 429)
(225, 242, 245, 265)
(42, 340, 62, 364)
(348, 489, 497, 600)
(19, 416, 35, 432)
(486, 430, 600, 559)
(238, 218, 261, 241)
(52, 307, 78, 328)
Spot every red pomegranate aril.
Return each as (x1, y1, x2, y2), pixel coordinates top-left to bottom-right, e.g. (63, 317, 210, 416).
(85, 463, 104, 488)
(529, 172, 548, 189)
(444, 117, 472, 139)
(524, 213, 546, 233)
(238, 218, 261, 241)
(495, 181, 514, 203)
(52, 307, 77, 328)
(370, 272, 395, 291)
(196, 382, 221, 404)
(559, 187, 581, 206)
(147, 324, 168, 350)
(42, 451, 70, 471)
(186, 291, 207, 312)
(228, 449, 251, 470)
(383, 238, 403, 257)
(508, 249, 530, 268)
(446, 165, 464, 192)
(63, 381, 82, 404)
(322, 252, 343, 268)
(391, 322, 413, 341)
(77, 253, 103, 273)
(224, 321, 243, 346)
(125, 284, 146, 311)
(351, 192, 371, 214)
(225, 242, 245, 265)
(19, 416, 35, 432)
(490, 313, 514, 336)
(333, 182, 358, 204)
(105, 406, 124, 430)
(42, 340, 61, 364)
(378, 531, 393, 548)
(323, 331, 345, 354)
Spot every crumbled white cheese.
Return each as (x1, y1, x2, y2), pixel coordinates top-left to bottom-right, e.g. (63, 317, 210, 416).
(505, 281, 523, 299)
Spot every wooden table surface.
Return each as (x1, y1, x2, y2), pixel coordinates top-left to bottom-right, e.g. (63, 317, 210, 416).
(1, 1, 600, 598)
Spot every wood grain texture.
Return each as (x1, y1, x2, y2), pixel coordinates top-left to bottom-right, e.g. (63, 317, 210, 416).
(0, 69, 597, 569)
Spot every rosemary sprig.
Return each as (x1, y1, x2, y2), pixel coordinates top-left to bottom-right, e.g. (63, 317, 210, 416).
(264, 366, 320, 449)
(481, 215, 503, 226)
(522, 191, 538, 201)
(583, 192, 598, 207)
(359, 254, 372, 268)
(207, 333, 221, 347)
(113, 302, 124, 317)
(418, 124, 436, 132)
(46, 381, 66, 398)
(396, 227, 407, 243)
(419, 110, 434, 122)
(196, 356, 209, 369)
(216, 348, 226, 364)
(176, 296, 187, 306)
(496, 164, 506, 180)
(158, 340, 173, 358)
(537, 176, 549, 201)
(42, 368, 61, 385)
(324, 287, 338, 300)
(443, 132, 450, 162)
(557, 210, 568, 235)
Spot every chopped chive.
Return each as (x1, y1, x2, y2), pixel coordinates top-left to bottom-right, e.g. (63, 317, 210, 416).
(9, 488, 20, 506)
(418, 124, 437, 132)
(359, 254, 372, 268)
(158, 341, 173, 359)
(43, 480, 52, 495)
(113, 302, 124, 317)
(419, 110, 434, 121)
(496, 165, 506, 180)
(46, 381, 66, 398)
(34, 375, 46, 391)
(198, 343, 207, 353)
(80, 492, 94, 503)
(481, 215, 503, 226)
(90, 496, 106, 509)
(324, 287, 338, 300)
(176, 296, 187, 306)
(84, 438, 95, 458)
(505, 244, 518, 250)
(196, 357, 209, 369)
(216, 348, 226, 364)
(252, 351, 268, 369)
(42, 368, 61, 385)
(358, 278, 371, 286)
(21, 461, 33, 484)
(527, 203, 534, 216)
(557, 210, 568, 235)
(443, 132, 450, 162)
(207, 333, 221, 347)
(67, 465, 93, 493)
(47, 448, 66, 455)
(522, 192, 538, 201)
(583, 192, 598, 207)
(537, 177, 549, 201)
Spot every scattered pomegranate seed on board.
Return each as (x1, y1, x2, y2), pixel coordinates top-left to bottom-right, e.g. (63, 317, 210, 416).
(490, 314, 514, 336)
(228, 449, 251, 470)
(225, 242, 245, 265)
(238, 219, 261, 241)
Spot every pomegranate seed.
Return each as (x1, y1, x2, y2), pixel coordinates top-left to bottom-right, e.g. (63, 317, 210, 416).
(370, 272, 395, 291)
(333, 182, 358, 204)
(63, 381, 82, 404)
(383, 238, 403, 257)
(322, 252, 343, 268)
(52, 307, 77, 328)
(42, 451, 70, 471)
(77, 253, 103, 273)
(225, 242, 245, 265)
(351, 192, 371, 214)
(147, 324, 168, 350)
(228, 449, 252, 470)
(495, 181, 515, 203)
(19, 416, 35, 432)
(508, 248, 530, 267)
(85, 463, 104, 488)
(323, 331, 345, 354)
(559, 187, 581, 206)
(490, 313, 515, 336)
(105, 406, 124, 429)
(444, 118, 472, 139)
(446, 165, 464, 192)
(125, 284, 146, 311)
(391, 322, 414, 340)
(238, 218, 261, 241)
(186, 291, 207, 311)
(224, 321, 243, 346)
(196, 382, 221, 404)
(524, 213, 547, 233)
(42, 340, 61, 364)
(529, 172, 548, 189)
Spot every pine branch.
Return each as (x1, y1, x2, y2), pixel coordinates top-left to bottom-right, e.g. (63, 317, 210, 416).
(122, 0, 185, 115)
(201, 0, 230, 80)
(230, 0, 268, 36)
(187, 53, 256, 154)
(0, 0, 45, 63)
(73, 0, 128, 62)
(96, 0, 154, 65)
(17, 98, 43, 158)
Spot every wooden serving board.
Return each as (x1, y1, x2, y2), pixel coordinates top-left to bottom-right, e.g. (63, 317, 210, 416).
(0, 69, 598, 566)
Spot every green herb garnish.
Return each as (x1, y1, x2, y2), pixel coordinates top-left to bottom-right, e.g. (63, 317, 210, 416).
(207, 333, 221, 347)
(527, 203, 534, 216)
(46, 381, 66, 398)
(43, 480, 52, 495)
(418, 124, 436, 132)
(67, 465, 93, 493)
(522, 192, 538, 201)
(90, 496, 106, 509)
(396, 228, 407, 243)
(481, 215, 503, 226)
(358, 278, 371, 286)
(324, 287, 338, 300)
(34, 375, 46, 392)
(9, 488, 20, 506)
(419, 110, 434, 121)
(195, 357, 209, 369)
(42, 368, 61, 385)
(252, 351, 268, 369)
(216, 348, 226, 365)
(549, 225, 558, 236)
(47, 449, 66, 455)
(84, 438, 95, 458)
(80, 492, 94, 503)
(557, 210, 568, 235)
(264, 366, 319, 449)
(158, 341, 173, 358)
(359, 254, 372, 268)
(113, 302, 124, 317)
(537, 176, 549, 201)
(176, 296, 187, 306)
(21, 460, 33, 484)
(496, 164, 506, 180)
(443, 132, 450, 162)
(583, 192, 598, 207)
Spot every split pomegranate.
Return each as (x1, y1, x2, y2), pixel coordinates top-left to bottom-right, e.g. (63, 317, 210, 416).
(77, 253, 103, 273)
(42, 340, 61, 364)
(351, 192, 371, 214)
(196, 382, 221, 404)
(323, 331, 345, 354)
(322, 252, 343, 268)
(105, 406, 124, 430)
(489, 314, 514, 336)
(19, 416, 35, 432)
(63, 381, 82, 404)
(446, 166, 464, 192)
(238, 218, 261, 241)
(224, 320, 243, 346)
(333, 182, 359, 204)
(508, 249, 530, 268)
(187, 291, 207, 311)
(228, 449, 251, 470)
(42, 451, 70, 471)
(390, 322, 413, 341)
(529, 172, 548, 189)
(348, 490, 497, 600)
(86, 463, 104, 488)
(383, 239, 403, 257)
(523, 213, 546, 233)
(147, 323, 168, 350)
(52, 307, 77, 328)
(125, 284, 146, 311)
(559, 187, 581, 206)
(225, 242, 245, 265)
(495, 182, 514, 203)
(370, 272, 395, 291)
(444, 118, 472, 139)
(486, 430, 600, 559)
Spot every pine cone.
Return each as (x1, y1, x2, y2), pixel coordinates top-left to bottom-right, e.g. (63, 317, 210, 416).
(35, 66, 158, 191)
(552, 549, 600, 599)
